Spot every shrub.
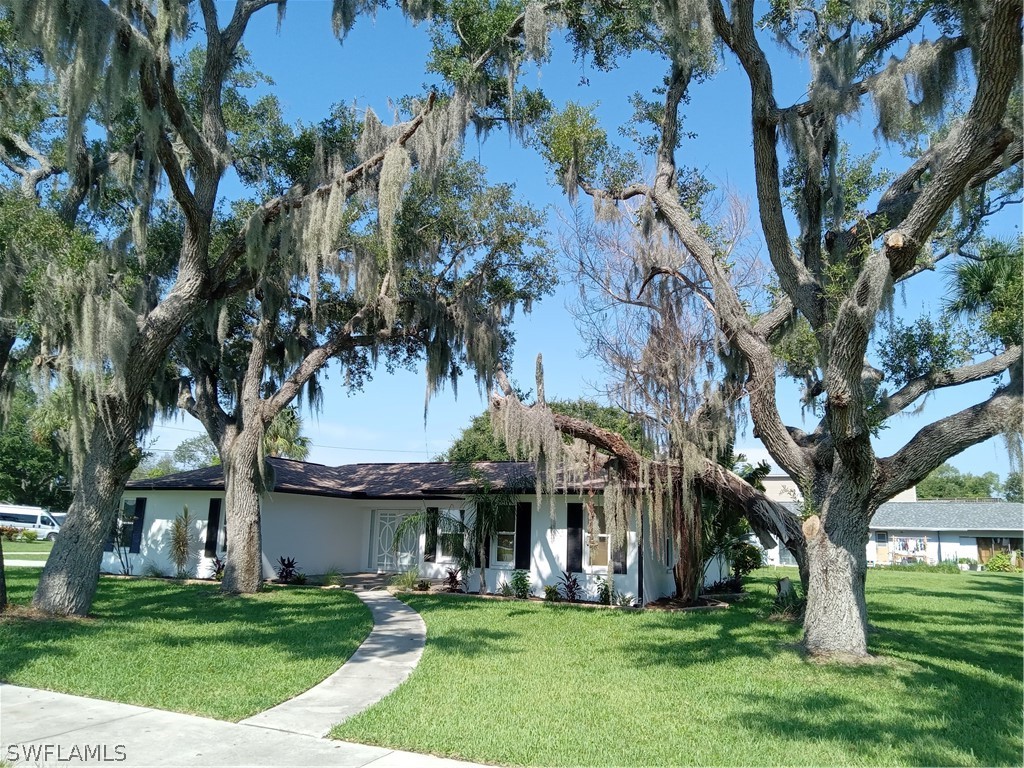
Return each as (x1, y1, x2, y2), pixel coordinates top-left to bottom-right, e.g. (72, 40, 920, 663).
(543, 584, 561, 602)
(881, 560, 961, 574)
(499, 581, 514, 597)
(731, 542, 765, 579)
(322, 568, 344, 587)
(209, 557, 226, 580)
(291, 572, 308, 585)
(169, 506, 197, 578)
(985, 551, 1022, 572)
(705, 576, 744, 594)
(390, 568, 419, 590)
(510, 569, 531, 599)
(557, 571, 581, 603)
(20, 530, 38, 543)
(443, 567, 465, 593)
(277, 556, 300, 583)
(769, 577, 805, 620)
(415, 579, 432, 592)
(596, 575, 613, 605)
(958, 557, 979, 566)
(0, 526, 19, 542)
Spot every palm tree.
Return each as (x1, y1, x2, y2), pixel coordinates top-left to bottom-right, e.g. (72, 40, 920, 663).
(946, 239, 1023, 347)
(264, 408, 311, 461)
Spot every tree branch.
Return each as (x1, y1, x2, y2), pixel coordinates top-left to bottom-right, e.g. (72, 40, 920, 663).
(881, 346, 1022, 418)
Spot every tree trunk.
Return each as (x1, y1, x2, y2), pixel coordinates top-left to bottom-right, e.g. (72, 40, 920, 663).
(220, 429, 265, 594)
(672, 490, 701, 602)
(32, 420, 136, 616)
(802, 505, 871, 658)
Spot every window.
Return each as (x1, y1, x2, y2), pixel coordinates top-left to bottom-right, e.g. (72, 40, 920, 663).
(117, 501, 137, 549)
(438, 510, 463, 561)
(493, 506, 515, 565)
(587, 505, 609, 569)
(875, 531, 888, 545)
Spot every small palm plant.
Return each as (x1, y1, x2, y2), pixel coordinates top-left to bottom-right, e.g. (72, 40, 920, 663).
(169, 506, 196, 579)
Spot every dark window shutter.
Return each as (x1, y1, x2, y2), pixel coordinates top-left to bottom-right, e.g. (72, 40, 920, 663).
(129, 498, 146, 554)
(567, 503, 583, 573)
(514, 502, 531, 570)
(103, 515, 115, 552)
(612, 532, 627, 574)
(424, 507, 438, 563)
(204, 498, 222, 558)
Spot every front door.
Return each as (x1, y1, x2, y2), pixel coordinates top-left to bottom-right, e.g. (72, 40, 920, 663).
(375, 511, 419, 572)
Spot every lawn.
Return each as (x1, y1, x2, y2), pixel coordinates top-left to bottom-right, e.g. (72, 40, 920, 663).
(1, 540, 52, 560)
(0, 570, 373, 720)
(333, 569, 1023, 766)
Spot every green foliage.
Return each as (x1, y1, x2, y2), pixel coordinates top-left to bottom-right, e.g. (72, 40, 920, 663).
(1003, 472, 1022, 503)
(946, 239, 1023, 348)
(984, 552, 1022, 573)
(917, 463, 1001, 500)
(731, 543, 765, 580)
(510, 569, 531, 599)
(543, 584, 560, 602)
(0, 378, 72, 511)
(322, 568, 344, 587)
(596, 575, 613, 605)
(440, 399, 650, 462)
(390, 568, 419, 591)
(19, 530, 38, 543)
(169, 506, 196, 579)
(499, 580, 514, 597)
(172, 436, 220, 470)
(535, 102, 640, 198)
(264, 407, 311, 460)
(878, 316, 972, 389)
(0, 527, 19, 541)
(879, 560, 962, 574)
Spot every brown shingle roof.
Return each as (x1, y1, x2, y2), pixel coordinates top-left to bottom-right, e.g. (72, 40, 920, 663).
(126, 458, 548, 499)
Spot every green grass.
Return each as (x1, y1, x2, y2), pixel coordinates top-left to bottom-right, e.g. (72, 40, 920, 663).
(333, 569, 1023, 766)
(0, 570, 373, 721)
(2, 540, 53, 559)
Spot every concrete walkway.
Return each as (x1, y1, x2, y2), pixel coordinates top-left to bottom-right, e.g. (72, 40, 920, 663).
(239, 590, 426, 737)
(3, 560, 44, 567)
(0, 589, 474, 767)
(0, 684, 482, 767)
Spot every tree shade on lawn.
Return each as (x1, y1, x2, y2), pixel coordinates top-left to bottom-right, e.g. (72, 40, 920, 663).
(333, 570, 1023, 767)
(0, 572, 372, 721)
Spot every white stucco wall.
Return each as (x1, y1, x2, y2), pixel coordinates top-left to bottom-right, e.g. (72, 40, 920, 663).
(417, 496, 641, 603)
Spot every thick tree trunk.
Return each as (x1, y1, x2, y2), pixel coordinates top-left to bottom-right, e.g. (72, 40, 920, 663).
(32, 420, 136, 616)
(802, 504, 871, 658)
(220, 429, 266, 594)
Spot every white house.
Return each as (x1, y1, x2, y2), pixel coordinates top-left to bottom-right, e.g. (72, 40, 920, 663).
(755, 475, 1023, 567)
(112, 459, 726, 603)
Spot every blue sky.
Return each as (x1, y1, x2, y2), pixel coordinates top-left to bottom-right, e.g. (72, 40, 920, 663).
(149, 2, 1018, 482)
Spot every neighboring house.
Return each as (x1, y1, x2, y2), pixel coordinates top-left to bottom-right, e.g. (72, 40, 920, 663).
(113, 458, 727, 603)
(757, 473, 1023, 567)
(866, 501, 1023, 565)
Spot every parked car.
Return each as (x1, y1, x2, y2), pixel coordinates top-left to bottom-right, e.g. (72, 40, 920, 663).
(0, 504, 62, 541)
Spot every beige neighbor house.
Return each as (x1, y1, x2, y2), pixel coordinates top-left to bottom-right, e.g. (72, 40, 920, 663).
(111, 458, 729, 603)
(756, 475, 1023, 567)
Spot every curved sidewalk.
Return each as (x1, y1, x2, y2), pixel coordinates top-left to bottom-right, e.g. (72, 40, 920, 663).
(239, 589, 426, 738)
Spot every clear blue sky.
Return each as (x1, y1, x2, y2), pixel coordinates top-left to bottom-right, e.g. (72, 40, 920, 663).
(150, 1, 1018, 483)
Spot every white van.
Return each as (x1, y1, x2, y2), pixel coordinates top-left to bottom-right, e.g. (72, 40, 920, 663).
(0, 504, 61, 541)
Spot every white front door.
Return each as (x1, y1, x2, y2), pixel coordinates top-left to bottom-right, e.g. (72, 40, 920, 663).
(375, 511, 419, 572)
